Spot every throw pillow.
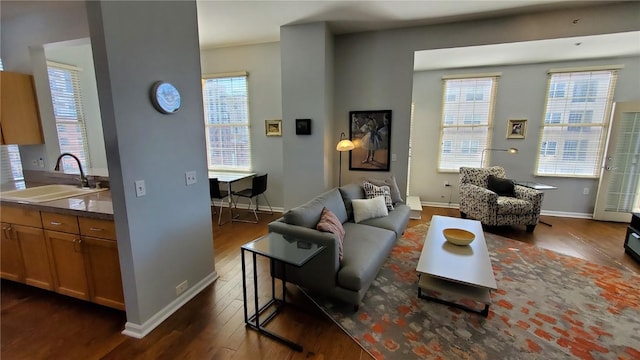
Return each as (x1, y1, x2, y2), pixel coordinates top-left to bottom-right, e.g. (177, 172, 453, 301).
(363, 176, 403, 204)
(363, 181, 394, 210)
(487, 175, 515, 197)
(352, 196, 389, 223)
(316, 207, 345, 261)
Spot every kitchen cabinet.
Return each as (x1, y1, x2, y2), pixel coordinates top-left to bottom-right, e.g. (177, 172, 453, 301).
(0, 206, 53, 290)
(0, 71, 44, 145)
(42, 211, 124, 309)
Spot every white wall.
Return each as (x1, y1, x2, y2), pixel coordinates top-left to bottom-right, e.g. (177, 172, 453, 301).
(410, 56, 640, 215)
(200, 42, 284, 209)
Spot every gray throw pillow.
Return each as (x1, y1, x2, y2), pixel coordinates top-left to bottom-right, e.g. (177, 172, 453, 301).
(363, 176, 403, 204)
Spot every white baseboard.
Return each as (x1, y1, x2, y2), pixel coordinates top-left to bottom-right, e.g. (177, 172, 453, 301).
(121, 271, 219, 339)
(420, 201, 593, 219)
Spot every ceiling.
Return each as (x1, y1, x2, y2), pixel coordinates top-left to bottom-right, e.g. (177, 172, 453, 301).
(195, 0, 596, 49)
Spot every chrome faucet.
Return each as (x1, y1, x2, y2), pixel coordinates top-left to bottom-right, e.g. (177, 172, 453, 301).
(54, 153, 90, 188)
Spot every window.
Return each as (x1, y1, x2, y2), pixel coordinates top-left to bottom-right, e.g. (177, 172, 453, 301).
(549, 82, 566, 98)
(536, 68, 618, 177)
(47, 62, 91, 173)
(202, 73, 251, 171)
(437, 75, 499, 172)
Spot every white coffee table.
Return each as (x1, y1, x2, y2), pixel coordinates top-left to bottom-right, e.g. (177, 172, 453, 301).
(416, 215, 497, 316)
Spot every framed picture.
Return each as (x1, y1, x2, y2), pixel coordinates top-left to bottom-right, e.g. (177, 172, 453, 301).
(296, 119, 311, 135)
(349, 110, 391, 171)
(265, 119, 282, 136)
(507, 119, 527, 139)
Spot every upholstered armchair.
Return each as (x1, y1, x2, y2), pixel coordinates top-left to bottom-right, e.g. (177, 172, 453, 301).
(459, 166, 543, 232)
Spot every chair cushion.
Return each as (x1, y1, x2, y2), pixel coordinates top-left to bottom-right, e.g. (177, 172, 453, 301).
(352, 196, 388, 223)
(487, 175, 515, 197)
(363, 181, 394, 210)
(316, 207, 345, 260)
(497, 196, 533, 215)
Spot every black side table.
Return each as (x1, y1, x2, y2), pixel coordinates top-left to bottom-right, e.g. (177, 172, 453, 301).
(241, 232, 325, 351)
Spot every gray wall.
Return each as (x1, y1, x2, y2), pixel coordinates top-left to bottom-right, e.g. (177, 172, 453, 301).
(411, 56, 640, 216)
(281, 22, 334, 210)
(87, 0, 214, 327)
(200, 42, 284, 209)
(333, 1, 640, 211)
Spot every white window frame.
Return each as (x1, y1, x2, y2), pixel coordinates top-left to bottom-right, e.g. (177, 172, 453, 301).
(437, 74, 500, 172)
(47, 61, 91, 173)
(535, 66, 620, 178)
(202, 72, 252, 172)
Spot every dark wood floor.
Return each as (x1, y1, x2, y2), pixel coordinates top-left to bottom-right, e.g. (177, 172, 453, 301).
(1, 207, 637, 359)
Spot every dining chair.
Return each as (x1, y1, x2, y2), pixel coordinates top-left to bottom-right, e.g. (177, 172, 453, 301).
(209, 178, 231, 225)
(232, 173, 273, 223)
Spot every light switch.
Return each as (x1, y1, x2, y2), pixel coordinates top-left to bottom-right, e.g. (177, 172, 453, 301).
(391, 153, 397, 162)
(135, 180, 146, 197)
(185, 171, 197, 185)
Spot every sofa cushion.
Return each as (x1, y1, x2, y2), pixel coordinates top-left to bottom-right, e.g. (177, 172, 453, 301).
(363, 181, 394, 210)
(363, 175, 403, 204)
(488, 175, 515, 197)
(497, 197, 533, 215)
(316, 207, 345, 260)
(352, 196, 388, 223)
(284, 188, 348, 228)
(339, 183, 365, 221)
(338, 223, 396, 291)
(359, 204, 410, 238)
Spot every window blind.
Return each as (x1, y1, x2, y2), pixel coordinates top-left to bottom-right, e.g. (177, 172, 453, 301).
(535, 69, 618, 177)
(437, 76, 499, 172)
(202, 74, 252, 171)
(47, 63, 91, 173)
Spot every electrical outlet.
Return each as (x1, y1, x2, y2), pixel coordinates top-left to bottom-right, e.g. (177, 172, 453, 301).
(185, 171, 197, 185)
(583, 187, 589, 195)
(38, 158, 45, 168)
(444, 180, 450, 187)
(135, 180, 146, 197)
(176, 280, 188, 296)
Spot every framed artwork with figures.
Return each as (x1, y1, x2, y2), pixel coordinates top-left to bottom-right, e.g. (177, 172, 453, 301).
(349, 110, 391, 171)
(507, 119, 527, 139)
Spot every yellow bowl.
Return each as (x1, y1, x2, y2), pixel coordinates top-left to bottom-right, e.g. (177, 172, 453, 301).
(443, 228, 475, 246)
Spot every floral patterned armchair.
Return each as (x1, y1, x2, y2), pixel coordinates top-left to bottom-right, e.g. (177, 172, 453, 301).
(459, 166, 543, 232)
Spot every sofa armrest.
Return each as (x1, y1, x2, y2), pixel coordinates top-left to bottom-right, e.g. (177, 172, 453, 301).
(269, 220, 340, 288)
(514, 185, 544, 212)
(460, 183, 499, 205)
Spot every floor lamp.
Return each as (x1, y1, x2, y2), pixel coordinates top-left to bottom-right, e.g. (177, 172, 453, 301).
(336, 132, 355, 186)
(481, 147, 518, 167)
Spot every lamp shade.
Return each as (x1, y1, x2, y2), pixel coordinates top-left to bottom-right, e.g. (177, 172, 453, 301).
(336, 132, 355, 151)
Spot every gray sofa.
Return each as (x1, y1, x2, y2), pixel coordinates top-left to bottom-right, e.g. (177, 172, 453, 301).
(268, 183, 411, 308)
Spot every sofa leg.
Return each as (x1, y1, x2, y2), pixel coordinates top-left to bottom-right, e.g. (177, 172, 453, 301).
(526, 224, 536, 233)
(460, 212, 467, 219)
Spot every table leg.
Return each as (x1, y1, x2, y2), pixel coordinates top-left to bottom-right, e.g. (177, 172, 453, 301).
(241, 248, 248, 323)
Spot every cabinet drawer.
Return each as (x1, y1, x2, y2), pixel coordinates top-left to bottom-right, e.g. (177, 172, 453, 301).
(0, 206, 42, 227)
(41, 212, 79, 234)
(79, 217, 116, 240)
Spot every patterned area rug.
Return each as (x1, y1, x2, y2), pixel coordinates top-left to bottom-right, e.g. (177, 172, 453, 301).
(306, 223, 640, 359)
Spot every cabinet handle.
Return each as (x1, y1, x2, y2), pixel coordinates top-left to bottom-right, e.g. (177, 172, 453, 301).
(89, 227, 103, 232)
(2, 225, 12, 239)
(50, 221, 62, 226)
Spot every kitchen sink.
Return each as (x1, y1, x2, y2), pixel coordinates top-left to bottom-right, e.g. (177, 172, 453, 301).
(0, 184, 107, 203)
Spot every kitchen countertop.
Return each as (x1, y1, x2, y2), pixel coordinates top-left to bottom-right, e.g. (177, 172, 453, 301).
(0, 181, 114, 220)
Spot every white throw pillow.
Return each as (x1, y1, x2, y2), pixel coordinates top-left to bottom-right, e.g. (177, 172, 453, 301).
(352, 196, 389, 223)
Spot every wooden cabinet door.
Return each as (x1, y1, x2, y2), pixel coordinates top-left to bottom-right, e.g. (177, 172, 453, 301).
(0, 71, 43, 145)
(13, 224, 53, 290)
(1, 223, 24, 282)
(44, 230, 89, 300)
(83, 236, 125, 310)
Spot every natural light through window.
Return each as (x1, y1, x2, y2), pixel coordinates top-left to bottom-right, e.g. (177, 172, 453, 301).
(202, 73, 252, 171)
(535, 68, 618, 177)
(437, 75, 499, 172)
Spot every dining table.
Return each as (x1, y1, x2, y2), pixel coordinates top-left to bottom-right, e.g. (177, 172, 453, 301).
(208, 171, 256, 224)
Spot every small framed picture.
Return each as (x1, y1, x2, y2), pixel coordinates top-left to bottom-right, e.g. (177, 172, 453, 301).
(507, 119, 527, 139)
(265, 119, 282, 136)
(296, 119, 311, 135)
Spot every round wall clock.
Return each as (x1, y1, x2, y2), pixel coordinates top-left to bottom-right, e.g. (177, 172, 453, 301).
(150, 81, 181, 114)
